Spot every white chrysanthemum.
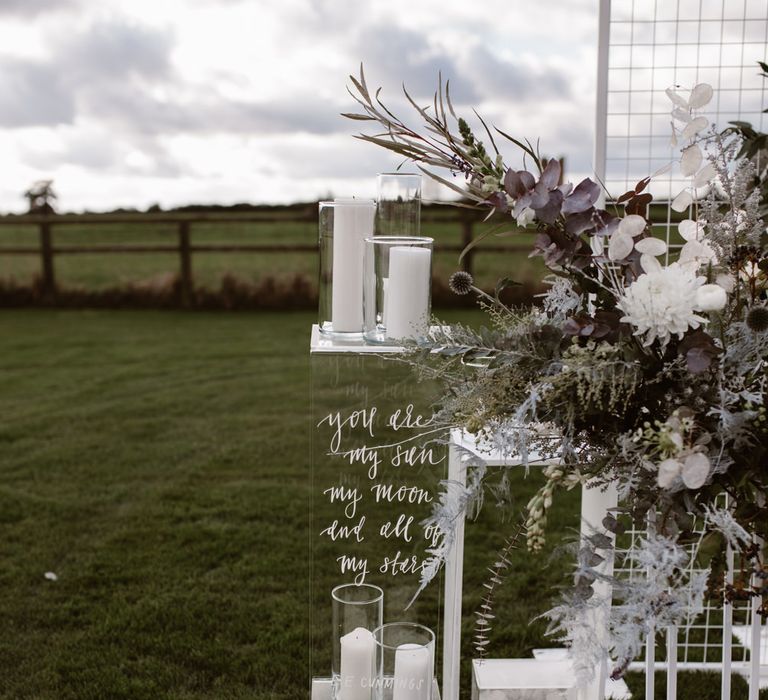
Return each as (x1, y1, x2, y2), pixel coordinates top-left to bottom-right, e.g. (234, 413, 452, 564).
(618, 262, 707, 347)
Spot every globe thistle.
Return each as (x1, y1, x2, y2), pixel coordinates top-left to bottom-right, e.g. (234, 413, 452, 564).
(448, 270, 474, 296)
(746, 305, 768, 333)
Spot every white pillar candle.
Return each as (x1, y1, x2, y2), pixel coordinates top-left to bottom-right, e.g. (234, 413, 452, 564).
(385, 247, 431, 340)
(332, 203, 375, 333)
(339, 627, 375, 700)
(381, 277, 389, 328)
(392, 643, 431, 700)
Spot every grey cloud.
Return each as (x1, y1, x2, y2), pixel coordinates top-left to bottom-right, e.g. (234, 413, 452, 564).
(551, 123, 594, 176)
(0, 59, 74, 127)
(352, 25, 479, 101)
(83, 83, 350, 137)
(21, 133, 119, 170)
(264, 139, 395, 180)
(0, 0, 78, 16)
(0, 18, 174, 129)
(463, 46, 571, 101)
(57, 20, 172, 83)
(0, 14, 348, 139)
(347, 24, 569, 118)
(21, 128, 183, 178)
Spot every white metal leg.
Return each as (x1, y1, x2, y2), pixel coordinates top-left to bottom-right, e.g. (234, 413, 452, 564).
(748, 596, 761, 700)
(666, 626, 677, 700)
(578, 480, 618, 700)
(645, 512, 657, 700)
(645, 624, 655, 700)
(442, 443, 466, 700)
(721, 545, 734, 699)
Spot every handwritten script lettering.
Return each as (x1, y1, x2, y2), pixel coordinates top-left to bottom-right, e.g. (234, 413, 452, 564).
(317, 403, 446, 584)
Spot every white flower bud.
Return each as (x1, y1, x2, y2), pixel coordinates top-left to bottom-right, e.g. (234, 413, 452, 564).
(657, 458, 683, 488)
(696, 283, 727, 311)
(516, 207, 535, 227)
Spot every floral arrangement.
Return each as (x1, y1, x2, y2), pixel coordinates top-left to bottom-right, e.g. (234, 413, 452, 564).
(345, 64, 768, 682)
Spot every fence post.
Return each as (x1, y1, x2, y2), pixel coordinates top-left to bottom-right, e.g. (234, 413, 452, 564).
(39, 219, 56, 298)
(178, 221, 193, 306)
(460, 215, 474, 276)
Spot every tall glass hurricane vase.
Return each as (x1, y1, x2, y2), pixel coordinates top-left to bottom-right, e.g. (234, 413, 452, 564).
(363, 236, 433, 345)
(375, 173, 421, 236)
(373, 622, 435, 700)
(332, 584, 384, 700)
(318, 200, 376, 337)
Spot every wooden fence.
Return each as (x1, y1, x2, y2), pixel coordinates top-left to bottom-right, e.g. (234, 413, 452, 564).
(0, 209, 524, 306)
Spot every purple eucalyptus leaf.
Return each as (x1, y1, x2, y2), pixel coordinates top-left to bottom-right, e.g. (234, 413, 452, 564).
(503, 169, 525, 198)
(562, 178, 601, 214)
(486, 191, 508, 212)
(591, 209, 619, 237)
(562, 193, 591, 214)
(576, 177, 601, 202)
(539, 158, 561, 189)
(534, 188, 564, 224)
(678, 330, 721, 374)
(519, 170, 536, 190)
(685, 347, 712, 374)
(591, 322, 610, 339)
(563, 317, 583, 336)
(565, 210, 595, 235)
(513, 192, 533, 218)
(530, 181, 551, 209)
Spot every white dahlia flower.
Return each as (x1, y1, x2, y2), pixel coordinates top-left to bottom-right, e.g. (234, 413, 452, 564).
(618, 262, 707, 347)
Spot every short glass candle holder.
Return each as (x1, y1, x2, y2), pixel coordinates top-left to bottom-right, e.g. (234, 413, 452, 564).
(363, 236, 433, 345)
(375, 173, 422, 236)
(373, 622, 435, 700)
(318, 200, 376, 338)
(332, 583, 384, 700)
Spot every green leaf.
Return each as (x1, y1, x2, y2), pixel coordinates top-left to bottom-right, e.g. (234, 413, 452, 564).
(458, 222, 509, 263)
(494, 127, 541, 169)
(341, 113, 375, 121)
(495, 277, 521, 299)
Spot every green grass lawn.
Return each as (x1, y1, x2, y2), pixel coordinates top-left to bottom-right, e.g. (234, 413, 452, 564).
(0, 309, 311, 699)
(0, 309, 763, 699)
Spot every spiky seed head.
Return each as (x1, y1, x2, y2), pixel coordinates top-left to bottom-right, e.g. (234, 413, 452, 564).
(448, 270, 474, 296)
(746, 305, 768, 333)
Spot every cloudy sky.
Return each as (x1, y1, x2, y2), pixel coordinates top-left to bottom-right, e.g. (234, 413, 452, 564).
(0, 0, 599, 212)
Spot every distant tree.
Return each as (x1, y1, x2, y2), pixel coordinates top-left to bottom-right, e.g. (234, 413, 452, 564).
(24, 180, 57, 214)
(146, 203, 163, 213)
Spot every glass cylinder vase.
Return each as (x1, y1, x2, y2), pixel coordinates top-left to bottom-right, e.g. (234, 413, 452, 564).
(375, 173, 422, 236)
(332, 583, 384, 700)
(373, 622, 435, 700)
(318, 200, 376, 337)
(363, 236, 433, 344)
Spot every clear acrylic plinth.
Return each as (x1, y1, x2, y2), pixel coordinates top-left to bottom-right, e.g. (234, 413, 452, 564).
(309, 324, 446, 698)
(310, 677, 441, 700)
(470, 657, 630, 700)
(310, 324, 403, 354)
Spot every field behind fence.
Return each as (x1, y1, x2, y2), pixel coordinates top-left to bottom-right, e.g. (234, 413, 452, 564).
(0, 202, 684, 310)
(0, 204, 545, 309)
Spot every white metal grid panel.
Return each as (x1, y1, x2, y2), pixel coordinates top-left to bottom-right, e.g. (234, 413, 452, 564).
(604, 0, 768, 254)
(601, 0, 768, 694)
(613, 508, 757, 667)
